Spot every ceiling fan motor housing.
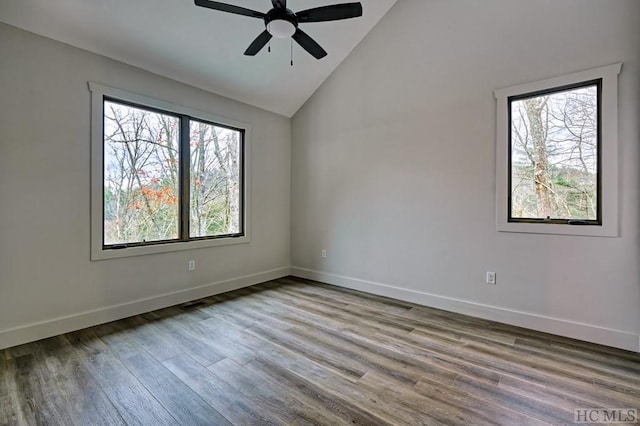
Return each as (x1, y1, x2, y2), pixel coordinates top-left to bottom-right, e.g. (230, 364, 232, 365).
(265, 8, 298, 38)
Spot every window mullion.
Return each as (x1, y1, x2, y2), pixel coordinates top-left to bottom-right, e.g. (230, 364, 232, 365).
(180, 116, 191, 241)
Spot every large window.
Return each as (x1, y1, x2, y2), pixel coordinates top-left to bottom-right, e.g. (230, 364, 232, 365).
(91, 83, 250, 259)
(494, 64, 621, 237)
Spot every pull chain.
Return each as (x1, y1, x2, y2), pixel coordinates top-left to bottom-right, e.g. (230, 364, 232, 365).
(268, 40, 271, 53)
(290, 39, 293, 66)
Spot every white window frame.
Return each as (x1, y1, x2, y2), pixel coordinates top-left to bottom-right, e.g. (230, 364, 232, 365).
(89, 82, 252, 260)
(494, 63, 621, 237)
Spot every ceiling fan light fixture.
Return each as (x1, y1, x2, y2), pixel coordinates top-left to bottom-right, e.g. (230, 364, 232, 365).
(267, 19, 296, 38)
(195, 0, 363, 59)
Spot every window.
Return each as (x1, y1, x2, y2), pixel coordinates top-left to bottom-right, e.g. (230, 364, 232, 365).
(90, 83, 251, 259)
(494, 63, 621, 237)
(509, 81, 600, 224)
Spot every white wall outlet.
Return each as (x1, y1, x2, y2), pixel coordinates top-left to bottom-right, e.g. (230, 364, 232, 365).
(188, 260, 196, 271)
(486, 271, 496, 285)
(321, 249, 327, 258)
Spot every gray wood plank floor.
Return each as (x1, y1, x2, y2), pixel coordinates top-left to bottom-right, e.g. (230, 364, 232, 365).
(1, 276, 639, 425)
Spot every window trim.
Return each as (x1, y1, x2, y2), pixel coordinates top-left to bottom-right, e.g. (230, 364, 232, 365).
(89, 82, 252, 260)
(494, 63, 621, 237)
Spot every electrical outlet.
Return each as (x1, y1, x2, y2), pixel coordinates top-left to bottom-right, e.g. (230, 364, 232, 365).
(486, 271, 496, 285)
(188, 260, 196, 271)
(321, 249, 327, 258)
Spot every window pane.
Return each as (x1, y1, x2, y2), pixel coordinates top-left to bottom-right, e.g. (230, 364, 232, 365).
(510, 84, 598, 221)
(190, 120, 242, 238)
(103, 101, 180, 245)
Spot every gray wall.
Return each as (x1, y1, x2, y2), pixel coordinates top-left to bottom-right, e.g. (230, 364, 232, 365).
(0, 23, 291, 347)
(291, 0, 640, 350)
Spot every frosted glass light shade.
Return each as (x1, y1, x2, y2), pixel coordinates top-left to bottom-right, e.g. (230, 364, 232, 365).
(267, 19, 296, 38)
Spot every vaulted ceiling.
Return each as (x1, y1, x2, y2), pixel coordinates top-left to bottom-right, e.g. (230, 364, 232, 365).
(0, 0, 397, 116)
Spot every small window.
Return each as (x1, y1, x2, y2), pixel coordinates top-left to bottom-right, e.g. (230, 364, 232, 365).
(91, 83, 251, 259)
(508, 80, 601, 225)
(495, 64, 621, 237)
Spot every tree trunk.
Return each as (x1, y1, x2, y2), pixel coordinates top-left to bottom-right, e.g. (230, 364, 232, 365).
(196, 124, 208, 236)
(229, 132, 240, 233)
(524, 98, 552, 218)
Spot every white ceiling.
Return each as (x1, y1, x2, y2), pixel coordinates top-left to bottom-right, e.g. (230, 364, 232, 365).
(0, 0, 396, 117)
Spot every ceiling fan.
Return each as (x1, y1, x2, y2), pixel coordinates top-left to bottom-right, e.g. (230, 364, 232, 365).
(194, 0, 363, 59)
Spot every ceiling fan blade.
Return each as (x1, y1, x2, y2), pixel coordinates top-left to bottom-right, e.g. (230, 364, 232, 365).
(271, 0, 286, 9)
(292, 28, 327, 59)
(296, 2, 362, 23)
(244, 30, 273, 56)
(194, 0, 265, 19)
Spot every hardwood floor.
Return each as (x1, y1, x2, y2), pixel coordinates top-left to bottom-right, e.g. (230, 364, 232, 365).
(1, 276, 639, 425)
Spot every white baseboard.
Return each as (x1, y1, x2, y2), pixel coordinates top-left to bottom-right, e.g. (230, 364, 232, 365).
(0, 267, 290, 350)
(291, 267, 640, 353)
